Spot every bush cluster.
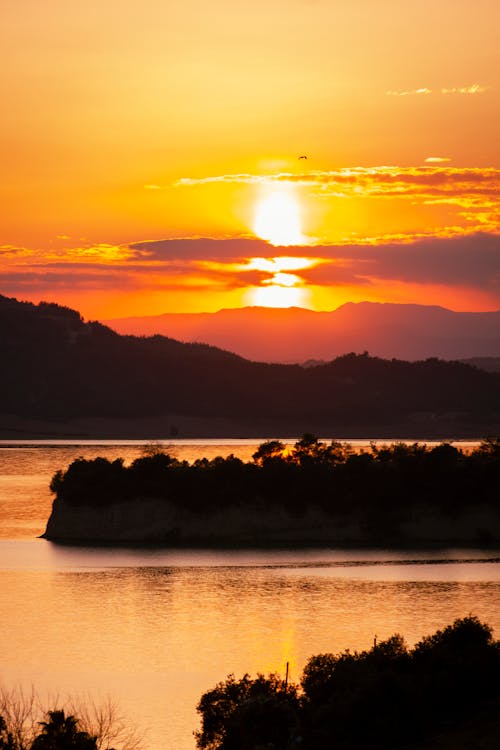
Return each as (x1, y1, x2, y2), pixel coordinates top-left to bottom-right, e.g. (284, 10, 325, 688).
(195, 616, 500, 750)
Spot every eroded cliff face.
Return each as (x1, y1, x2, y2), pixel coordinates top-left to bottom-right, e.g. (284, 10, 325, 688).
(44, 497, 179, 542)
(43, 497, 358, 544)
(43, 496, 500, 546)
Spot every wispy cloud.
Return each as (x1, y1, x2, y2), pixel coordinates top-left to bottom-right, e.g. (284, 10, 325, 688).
(174, 174, 266, 188)
(0, 244, 32, 257)
(172, 166, 500, 232)
(173, 166, 500, 193)
(386, 84, 488, 96)
(64, 244, 135, 262)
(386, 88, 431, 96)
(441, 84, 488, 94)
(425, 157, 451, 164)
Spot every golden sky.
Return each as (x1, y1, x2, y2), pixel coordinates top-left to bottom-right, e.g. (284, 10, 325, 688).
(1, 0, 499, 317)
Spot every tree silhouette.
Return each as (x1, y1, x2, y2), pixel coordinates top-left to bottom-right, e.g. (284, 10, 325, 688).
(0, 717, 15, 750)
(31, 712, 97, 750)
(252, 440, 286, 465)
(195, 674, 299, 750)
(196, 618, 500, 750)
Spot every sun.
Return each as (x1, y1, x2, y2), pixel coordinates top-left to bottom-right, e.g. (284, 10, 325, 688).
(253, 190, 305, 246)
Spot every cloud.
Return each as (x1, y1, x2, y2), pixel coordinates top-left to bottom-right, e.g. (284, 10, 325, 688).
(64, 244, 135, 262)
(130, 237, 278, 261)
(386, 84, 488, 96)
(299, 233, 500, 292)
(174, 174, 266, 188)
(1, 233, 499, 308)
(424, 157, 451, 164)
(441, 84, 488, 94)
(0, 244, 32, 257)
(3, 165, 500, 309)
(386, 88, 431, 96)
(0, 268, 137, 291)
(0, 252, 270, 294)
(128, 233, 500, 296)
(173, 166, 500, 232)
(0, 244, 135, 264)
(174, 166, 500, 196)
(134, 233, 500, 298)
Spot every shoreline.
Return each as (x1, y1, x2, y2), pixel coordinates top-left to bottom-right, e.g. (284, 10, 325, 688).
(1, 414, 499, 442)
(39, 534, 500, 553)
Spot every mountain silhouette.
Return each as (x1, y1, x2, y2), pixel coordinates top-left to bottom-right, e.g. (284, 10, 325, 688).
(104, 303, 500, 363)
(1, 294, 500, 438)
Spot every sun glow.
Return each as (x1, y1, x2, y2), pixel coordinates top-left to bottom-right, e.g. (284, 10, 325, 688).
(253, 190, 306, 246)
(247, 256, 317, 273)
(250, 285, 309, 307)
(244, 255, 319, 308)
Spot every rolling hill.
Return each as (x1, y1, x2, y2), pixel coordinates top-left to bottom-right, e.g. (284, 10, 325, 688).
(1, 294, 500, 438)
(103, 303, 500, 363)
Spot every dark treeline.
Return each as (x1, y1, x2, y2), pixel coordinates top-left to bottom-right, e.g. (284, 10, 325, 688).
(1, 294, 500, 436)
(195, 616, 500, 750)
(49, 436, 500, 541)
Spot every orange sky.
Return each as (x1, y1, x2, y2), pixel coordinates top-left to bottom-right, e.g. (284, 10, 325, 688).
(1, 0, 499, 318)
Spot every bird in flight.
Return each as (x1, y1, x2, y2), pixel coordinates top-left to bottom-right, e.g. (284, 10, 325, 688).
(298, 155, 308, 160)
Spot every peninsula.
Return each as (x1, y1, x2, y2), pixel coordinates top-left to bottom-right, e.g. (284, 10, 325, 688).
(43, 436, 500, 546)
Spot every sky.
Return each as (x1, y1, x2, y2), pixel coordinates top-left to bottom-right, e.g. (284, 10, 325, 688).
(1, 0, 499, 318)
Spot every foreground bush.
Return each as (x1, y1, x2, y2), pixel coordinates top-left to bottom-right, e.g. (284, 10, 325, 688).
(0, 693, 141, 750)
(196, 616, 500, 750)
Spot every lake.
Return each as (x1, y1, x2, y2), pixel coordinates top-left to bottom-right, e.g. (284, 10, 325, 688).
(1, 441, 499, 750)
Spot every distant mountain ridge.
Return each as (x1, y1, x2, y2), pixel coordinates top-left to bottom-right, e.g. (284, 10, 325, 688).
(1, 293, 500, 438)
(104, 302, 500, 363)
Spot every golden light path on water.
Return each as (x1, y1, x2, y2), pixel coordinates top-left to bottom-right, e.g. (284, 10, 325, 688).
(0, 442, 499, 750)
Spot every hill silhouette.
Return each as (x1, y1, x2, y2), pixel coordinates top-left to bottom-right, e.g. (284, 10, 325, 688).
(1, 294, 500, 438)
(103, 302, 500, 363)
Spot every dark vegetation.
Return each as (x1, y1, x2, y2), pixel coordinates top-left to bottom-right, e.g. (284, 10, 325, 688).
(461, 356, 500, 373)
(1, 711, 96, 750)
(49, 435, 500, 542)
(1, 294, 500, 437)
(0, 692, 141, 750)
(195, 616, 500, 750)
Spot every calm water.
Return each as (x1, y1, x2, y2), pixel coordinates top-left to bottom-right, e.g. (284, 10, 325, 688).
(1, 441, 499, 750)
